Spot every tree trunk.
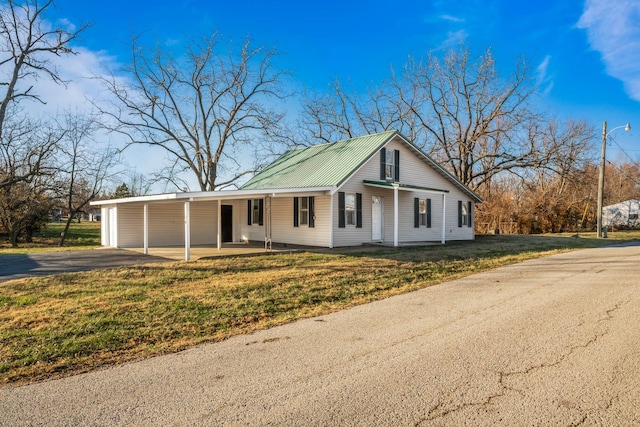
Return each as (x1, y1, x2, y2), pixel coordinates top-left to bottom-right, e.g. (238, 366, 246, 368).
(59, 216, 74, 247)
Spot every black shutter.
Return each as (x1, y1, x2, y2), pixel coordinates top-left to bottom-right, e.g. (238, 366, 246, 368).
(356, 193, 362, 228)
(247, 200, 252, 225)
(394, 150, 400, 182)
(468, 201, 473, 228)
(309, 196, 315, 228)
(414, 198, 419, 228)
(338, 192, 345, 228)
(458, 200, 463, 227)
(427, 198, 432, 228)
(258, 199, 264, 226)
(293, 197, 299, 227)
(380, 148, 386, 180)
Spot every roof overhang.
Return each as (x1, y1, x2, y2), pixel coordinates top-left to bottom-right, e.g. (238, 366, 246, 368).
(363, 180, 449, 195)
(90, 186, 335, 206)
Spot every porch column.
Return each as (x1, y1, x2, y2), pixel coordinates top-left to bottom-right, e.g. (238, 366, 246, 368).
(393, 186, 399, 247)
(217, 200, 222, 250)
(441, 193, 446, 244)
(143, 203, 149, 255)
(184, 201, 191, 261)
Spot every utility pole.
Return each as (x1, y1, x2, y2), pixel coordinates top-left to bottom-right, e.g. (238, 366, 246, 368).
(596, 121, 607, 238)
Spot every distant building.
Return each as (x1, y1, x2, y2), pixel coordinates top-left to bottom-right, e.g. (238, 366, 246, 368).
(603, 199, 640, 229)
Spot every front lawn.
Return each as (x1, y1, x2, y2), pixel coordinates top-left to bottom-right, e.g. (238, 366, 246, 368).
(1, 232, 639, 385)
(0, 221, 101, 254)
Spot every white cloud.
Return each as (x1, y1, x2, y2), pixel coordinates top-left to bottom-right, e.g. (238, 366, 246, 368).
(536, 55, 554, 97)
(577, 0, 640, 101)
(439, 14, 465, 23)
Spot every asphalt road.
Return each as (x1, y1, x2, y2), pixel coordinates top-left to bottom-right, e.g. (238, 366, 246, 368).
(0, 248, 171, 282)
(1, 243, 640, 426)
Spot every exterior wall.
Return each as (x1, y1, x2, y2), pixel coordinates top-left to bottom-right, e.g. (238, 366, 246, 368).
(117, 204, 143, 247)
(190, 201, 217, 245)
(271, 196, 332, 247)
(332, 135, 476, 246)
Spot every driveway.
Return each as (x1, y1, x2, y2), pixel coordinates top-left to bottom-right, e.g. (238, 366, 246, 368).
(0, 248, 172, 282)
(1, 243, 640, 426)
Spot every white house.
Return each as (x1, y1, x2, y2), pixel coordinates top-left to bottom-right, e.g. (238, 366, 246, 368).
(603, 199, 640, 229)
(91, 131, 482, 259)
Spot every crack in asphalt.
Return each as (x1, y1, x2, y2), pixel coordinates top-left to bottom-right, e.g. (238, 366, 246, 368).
(415, 300, 630, 426)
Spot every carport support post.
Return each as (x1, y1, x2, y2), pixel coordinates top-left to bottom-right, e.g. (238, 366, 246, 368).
(393, 186, 399, 247)
(441, 194, 446, 244)
(143, 203, 149, 255)
(184, 201, 191, 261)
(217, 200, 222, 250)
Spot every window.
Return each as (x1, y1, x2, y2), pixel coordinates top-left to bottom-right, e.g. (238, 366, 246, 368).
(385, 150, 394, 181)
(299, 197, 309, 226)
(252, 199, 261, 225)
(461, 202, 468, 226)
(338, 192, 362, 228)
(458, 200, 472, 228)
(380, 148, 399, 182)
(414, 198, 431, 228)
(293, 196, 315, 228)
(345, 194, 356, 225)
(248, 199, 263, 226)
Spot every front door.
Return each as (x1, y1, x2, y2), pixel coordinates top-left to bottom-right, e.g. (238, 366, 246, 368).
(372, 196, 383, 241)
(221, 205, 233, 242)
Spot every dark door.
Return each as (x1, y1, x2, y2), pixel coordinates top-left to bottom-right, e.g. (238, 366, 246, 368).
(221, 205, 233, 242)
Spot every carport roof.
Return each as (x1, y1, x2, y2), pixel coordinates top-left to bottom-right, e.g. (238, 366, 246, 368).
(90, 186, 334, 206)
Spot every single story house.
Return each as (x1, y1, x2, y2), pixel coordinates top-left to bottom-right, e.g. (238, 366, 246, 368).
(603, 199, 640, 229)
(91, 130, 482, 260)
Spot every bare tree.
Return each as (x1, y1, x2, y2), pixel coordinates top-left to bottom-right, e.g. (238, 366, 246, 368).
(0, 0, 85, 189)
(98, 33, 289, 191)
(299, 47, 596, 192)
(54, 112, 119, 246)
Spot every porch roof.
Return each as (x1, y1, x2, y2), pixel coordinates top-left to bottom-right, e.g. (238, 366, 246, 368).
(363, 180, 449, 194)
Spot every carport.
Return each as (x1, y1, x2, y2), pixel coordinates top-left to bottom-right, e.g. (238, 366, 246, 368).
(90, 187, 332, 261)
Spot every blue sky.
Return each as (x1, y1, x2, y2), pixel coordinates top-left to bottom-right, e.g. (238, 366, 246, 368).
(46, 0, 640, 173)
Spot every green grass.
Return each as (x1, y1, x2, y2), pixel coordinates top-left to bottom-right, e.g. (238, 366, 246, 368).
(0, 221, 101, 254)
(0, 231, 639, 385)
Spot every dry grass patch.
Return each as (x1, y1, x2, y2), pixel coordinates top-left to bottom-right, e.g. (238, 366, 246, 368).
(1, 232, 639, 385)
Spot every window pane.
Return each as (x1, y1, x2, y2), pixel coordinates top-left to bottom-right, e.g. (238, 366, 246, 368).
(300, 211, 308, 225)
(301, 197, 308, 209)
(419, 199, 426, 214)
(345, 194, 355, 210)
(386, 150, 394, 164)
(346, 211, 355, 225)
(420, 213, 426, 226)
(385, 165, 393, 179)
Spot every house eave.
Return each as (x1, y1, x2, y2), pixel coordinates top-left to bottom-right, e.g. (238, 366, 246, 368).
(90, 187, 335, 206)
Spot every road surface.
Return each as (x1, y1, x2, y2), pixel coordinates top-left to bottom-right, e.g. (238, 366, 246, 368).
(1, 243, 639, 426)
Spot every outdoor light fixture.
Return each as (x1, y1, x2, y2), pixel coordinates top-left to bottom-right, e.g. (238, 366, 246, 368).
(596, 121, 631, 238)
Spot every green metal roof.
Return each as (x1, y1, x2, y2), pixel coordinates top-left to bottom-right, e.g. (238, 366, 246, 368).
(240, 131, 397, 190)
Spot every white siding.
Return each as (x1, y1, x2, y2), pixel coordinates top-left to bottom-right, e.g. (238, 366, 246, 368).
(190, 201, 217, 245)
(147, 203, 184, 247)
(269, 196, 331, 247)
(333, 135, 476, 246)
(117, 204, 143, 248)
